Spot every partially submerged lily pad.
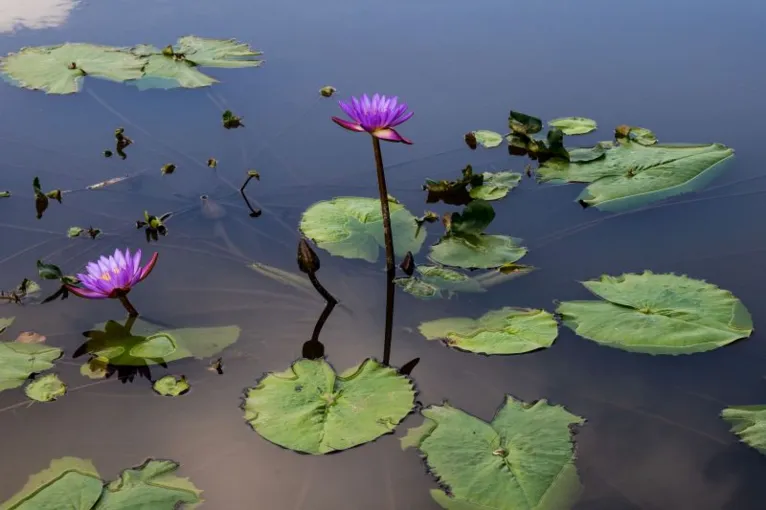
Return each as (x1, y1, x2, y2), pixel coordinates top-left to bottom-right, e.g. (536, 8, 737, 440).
(25, 373, 66, 402)
(470, 130, 504, 148)
(558, 271, 753, 355)
(153, 375, 190, 397)
(299, 197, 426, 263)
(537, 142, 734, 211)
(80, 356, 109, 380)
(508, 110, 543, 136)
(419, 307, 558, 355)
(548, 117, 597, 135)
(469, 171, 522, 201)
(394, 265, 484, 300)
(402, 396, 584, 510)
(722, 406, 766, 454)
(0, 341, 62, 392)
(1, 43, 145, 94)
(424, 165, 483, 205)
(243, 358, 415, 454)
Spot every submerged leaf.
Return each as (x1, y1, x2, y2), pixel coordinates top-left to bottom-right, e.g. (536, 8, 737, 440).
(25, 373, 66, 402)
(424, 165, 483, 205)
(395, 265, 485, 300)
(537, 142, 734, 211)
(468, 171, 522, 201)
(429, 234, 527, 270)
(299, 197, 426, 263)
(1, 43, 145, 94)
(243, 358, 415, 454)
(0, 342, 62, 392)
(419, 307, 558, 355)
(558, 271, 753, 355)
(722, 406, 766, 454)
(471, 130, 504, 148)
(402, 397, 584, 510)
(548, 117, 598, 135)
(153, 375, 190, 397)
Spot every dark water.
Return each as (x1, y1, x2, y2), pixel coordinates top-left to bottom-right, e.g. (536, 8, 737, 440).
(1, 0, 766, 508)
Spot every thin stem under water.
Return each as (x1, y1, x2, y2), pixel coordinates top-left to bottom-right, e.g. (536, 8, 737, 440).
(371, 136, 395, 366)
(118, 294, 139, 317)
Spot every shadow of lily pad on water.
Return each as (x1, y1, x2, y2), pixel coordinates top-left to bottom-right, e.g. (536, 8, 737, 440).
(558, 271, 753, 355)
(401, 396, 584, 510)
(299, 196, 426, 263)
(0, 457, 203, 509)
(243, 358, 415, 455)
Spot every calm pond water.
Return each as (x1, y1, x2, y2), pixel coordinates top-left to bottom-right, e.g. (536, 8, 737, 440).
(1, 0, 766, 508)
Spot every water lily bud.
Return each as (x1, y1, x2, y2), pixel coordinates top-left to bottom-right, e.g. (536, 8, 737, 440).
(297, 238, 320, 274)
(247, 170, 260, 179)
(319, 86, 336, 98)
(400, 251, 415, 276)
(464, 132, 477, 150)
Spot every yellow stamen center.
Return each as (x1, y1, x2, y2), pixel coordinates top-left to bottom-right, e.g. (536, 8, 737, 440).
(100, 272, 111, 282)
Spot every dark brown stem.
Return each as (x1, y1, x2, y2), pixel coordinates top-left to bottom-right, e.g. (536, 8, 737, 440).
(118, 294, 139, 317)
(371, 136, 395, 366)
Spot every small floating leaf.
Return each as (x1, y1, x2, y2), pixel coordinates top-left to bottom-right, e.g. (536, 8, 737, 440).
(25, 373, 66, 402)
(299, 197, 426, 263)
(243, 358, 415, 454)
(222, 109, 244, 129)
(402, 396, 584, 510)
(558, 271, 753, 355)
(128, 44, 216, 90)
(80, 356, 109, 379)
(103, 150, 113, 158)
(153, 375, 190, 397)
(395, 265, 484, 300)
(471, 130, 504, 148)
(419, 307, 557, 355)
(207, 158, 217, 168)
(447, 200, 495, 237)
(319, 86, 336, 97)
(468, 171, 522, 201)
(615, 125, 657, 146)
(722, 406, 766, 454)
(0, 343, 62, 391)
(548, 116, 598, 135)
(36, 260, 63, 280)
(423, 165, 483, 205)
(0, 191, 10, 198)
(160, 163, 176, 175)
(429, 235, 527, 270)
(508, 110, 543, 136)
(176, 36, 262, 68)
(67, 226, 84, 238)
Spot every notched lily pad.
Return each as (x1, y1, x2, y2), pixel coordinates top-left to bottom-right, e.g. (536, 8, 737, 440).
(469, 171, 522, 201)
(243, 358, 415, 454)
(548, 117, 597, 135)
(96, 459, 203, 508)
(419, 307, 558, 355)
(402, 396, 584, 510)
(25, 373, 66, 402)
(153, 375, 190, 397)
(722, 405, 766, 455)
(0, 457, 103, 509)
(558, 271, 753, 355)
(395, 265, 484, 300)
(299, 196, 426, 263)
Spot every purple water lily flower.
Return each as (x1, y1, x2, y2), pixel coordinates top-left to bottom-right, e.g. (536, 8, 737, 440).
(332, 94, 414, 144)
(67, 248, 158, 300)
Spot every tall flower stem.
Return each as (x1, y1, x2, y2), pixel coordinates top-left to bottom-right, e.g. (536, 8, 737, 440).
(371, 136, 395, 366)
(118, 294, 139, 317)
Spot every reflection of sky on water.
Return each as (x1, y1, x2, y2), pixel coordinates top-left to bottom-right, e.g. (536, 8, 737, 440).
(0, 0, 78, 33)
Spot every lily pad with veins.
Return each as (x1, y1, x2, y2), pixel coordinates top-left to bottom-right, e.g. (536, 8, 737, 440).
(243, 358, 415, 454)
(0, 341, 62, 392)
(722, 405, 766, 455)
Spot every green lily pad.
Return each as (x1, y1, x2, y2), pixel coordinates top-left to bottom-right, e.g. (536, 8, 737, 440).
(429, 234, 527, 270)
(0, 317, 13, 335)
(82, 319, 240, 367)
(448, 200, 496, 236)
(176, 36, 262, 68)
(299, 197, 426, 263)
(722, 406, 766, 454)
(537, 142, 734, 211)
(558, 271, 753, 355)
(243, 358, 415, 454)
(548, 117, 597, 135)
(616, 125, 658, 146)
(0, 342, 62, 392)
(394, 277, 440, 299)
(1, 43, 145, 94)
(469, 171, 522, 201)
(402, 396, 584, 510)
(153, 375, 190, 397)
(568, 142, 613, 163)
(419, 307, 558, 355)
(80, 357, 109, 380)
(0, 457, 103, 510)
(394, 265, 485, 300)
(95, 459, 202, 509)
(471, 130, 504, 148)
(424, 165, 483, 205)
(128, 45, 216, 90)
(508, 111, 543, 136)
(25, 373, 66, 402)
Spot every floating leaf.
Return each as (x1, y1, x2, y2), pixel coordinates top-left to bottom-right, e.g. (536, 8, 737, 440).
(424, 165, 483, 205)
(722, 406, 766, 454)
(448, 200, 495, 237)
(153, 375, 190, 397)
(429, 234, 527, 270)
(0, 457, 103, 510)
(319, 86, 336, 97)
(36, 260, 63, 280)
(568, 142, 612, 163)
(160, 163, 176, 175)
(103, 150, 112, 158)
(207, 158, 217, 168)
(1, 43, 145, 94)
(222, 109, 244, 129)
(80, 356, 109, 380)
(558, 271, 753, 355)
(402, 396, 584, 510)
(243, 358, 415, 454)
(537, 142, 734, 211)
(471, 130, 504, 148)
(0, 191, 10, 198)
(15, 331, 45, 344)
(25, 373, 66, 402)
(0, 342, 62, 392)
(508, 110, 543, 136)
(67, 227, 84, 238)
(615, 125, 657, 146)
(548, 117, 597, 135)
(419, 307, 558, 355)
(469, 171, 522, 201)
(81, 319, 241, 366)
(299, 197, 426, 263)
(176, 36, 262, 68)
(96, 459, 203, 508)
(395, 265, 485, 300)
(393, 277, 440, 299)
(0, 317, 13, 335)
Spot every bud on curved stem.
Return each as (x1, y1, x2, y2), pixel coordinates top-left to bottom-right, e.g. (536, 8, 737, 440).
(297, 238, 321, 274)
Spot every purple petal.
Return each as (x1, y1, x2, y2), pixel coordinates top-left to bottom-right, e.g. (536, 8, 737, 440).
(338, 101, 359, 123)
(66, 284, 108, 299)
(332, 117, 365, 132)
(85, 262, 101, 278)
(137, 252, 159, 282)
(389, 110, 413, 128)
(374, 128, 413, 145)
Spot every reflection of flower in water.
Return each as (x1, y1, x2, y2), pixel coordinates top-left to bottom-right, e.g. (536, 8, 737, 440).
(0, 0, 79, 33)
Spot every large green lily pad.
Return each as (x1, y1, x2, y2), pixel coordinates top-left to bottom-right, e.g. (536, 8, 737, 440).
(95, 460, 202, 508)
(243, 358, 415, 454)
(299, 197, 426, 263)
(469, 172, 523, 201)
(537, 142, 734, 211)
(419, 307, 558, 355)
(402, 396, 584, 510)
(25, 373, 66, 402)
(82, 319, 240, 366)
(176, 36, 263, 68)
(558, 271, 753, 355)
(0, 342, 62, 392)
(128, 45, 216, 90)
(548, 117, 597, 135)
(722, 406, 766, 454)
(1, 44, 145, 94)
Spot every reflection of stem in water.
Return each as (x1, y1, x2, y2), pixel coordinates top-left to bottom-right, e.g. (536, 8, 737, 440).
(371, 137, 396, 366)
(239, 172, 262, 217)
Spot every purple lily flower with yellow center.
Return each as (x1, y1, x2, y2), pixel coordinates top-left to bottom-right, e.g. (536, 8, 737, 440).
(332, 94, 414, 144)
(66, 248, 158, 316)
